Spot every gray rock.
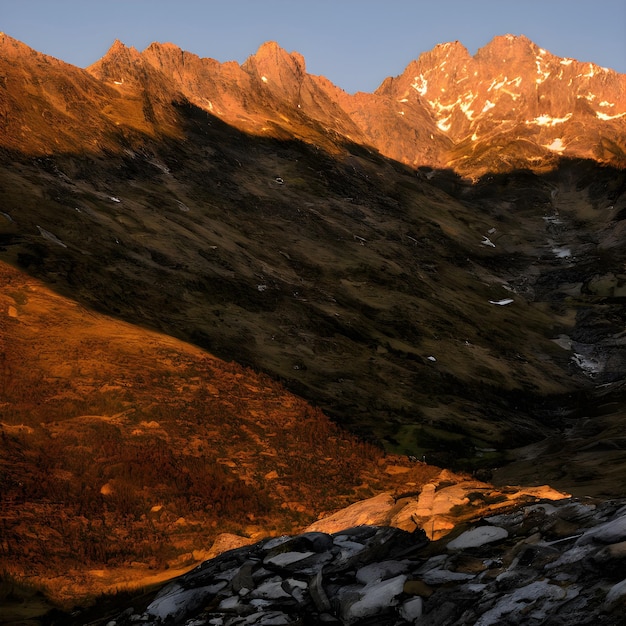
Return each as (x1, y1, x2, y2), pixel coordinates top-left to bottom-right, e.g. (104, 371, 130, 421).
(250, 577, 292, 601)
(339, 574, 407, 624)
(576, 513, 626, 545)
(309, 569, 332, 613)
(230, 562, 255, 593)
(399, 596, 423, 621)
(447, 525, 508, 550)
(355, 560, 409, 585)
(104, 498, 626, 626)
(603, 577, 626, 612)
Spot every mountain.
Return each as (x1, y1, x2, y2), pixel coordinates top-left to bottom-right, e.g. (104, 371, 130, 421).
(0, 32, 626, 619)
(373, 35, 626, 174)
(1, 31, 625, 463)
(2, 32, 624, 459)
(3, 32, 624, 170)
(90, 34, 626, 176)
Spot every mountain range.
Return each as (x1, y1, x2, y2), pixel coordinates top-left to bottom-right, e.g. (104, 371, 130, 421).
(2, 33, 626, 171)
(0, 32, 625, 622)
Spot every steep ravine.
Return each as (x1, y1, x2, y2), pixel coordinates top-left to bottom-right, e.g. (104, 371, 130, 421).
(486, 164, 626, 495)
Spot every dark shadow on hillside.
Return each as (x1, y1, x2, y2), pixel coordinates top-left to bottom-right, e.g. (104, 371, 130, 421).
(1, 98, 625, 483)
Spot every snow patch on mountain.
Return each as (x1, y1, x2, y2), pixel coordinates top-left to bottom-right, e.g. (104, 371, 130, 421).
(597, 111, 626, 121)
(528, 113, 572, 127)
(545, 138, 565, 153)
(552, 246, 572, 259)
(459, 92, 477, 119)
(412, 75, 428, 96)
(437, 117, 451, 132)
(535, 55, 551, 84)
(488, 77, 507, 91)
(582, 64, 596, 78)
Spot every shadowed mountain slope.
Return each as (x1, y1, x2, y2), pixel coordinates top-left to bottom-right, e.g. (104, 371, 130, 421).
(1, 33, 626, 472)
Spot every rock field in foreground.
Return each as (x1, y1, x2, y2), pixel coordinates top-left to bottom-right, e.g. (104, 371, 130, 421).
(105, 495, 626, 625)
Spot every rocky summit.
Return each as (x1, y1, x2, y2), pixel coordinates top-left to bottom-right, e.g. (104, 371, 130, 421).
(97, 494, 626, 625)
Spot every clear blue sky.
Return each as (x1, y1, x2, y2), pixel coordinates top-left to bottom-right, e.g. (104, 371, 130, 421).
(2, 0, 625, 93)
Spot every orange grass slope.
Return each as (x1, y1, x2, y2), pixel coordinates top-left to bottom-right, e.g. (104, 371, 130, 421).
(0, 260, 439, 602)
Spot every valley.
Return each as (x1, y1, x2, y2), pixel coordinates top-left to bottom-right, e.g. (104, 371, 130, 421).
(0, 31, 625, 623)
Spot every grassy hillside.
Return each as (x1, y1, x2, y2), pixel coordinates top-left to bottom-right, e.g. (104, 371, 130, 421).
(0, 261, 444, 605)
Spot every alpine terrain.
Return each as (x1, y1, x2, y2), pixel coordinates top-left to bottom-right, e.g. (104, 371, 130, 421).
(0, 32, 626, 624)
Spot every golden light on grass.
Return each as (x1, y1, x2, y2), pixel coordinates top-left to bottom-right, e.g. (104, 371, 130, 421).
(0, 260, 438, 606)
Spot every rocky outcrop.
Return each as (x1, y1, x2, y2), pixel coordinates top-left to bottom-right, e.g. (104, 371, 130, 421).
(0, 33, 120, 153)
(134, 39, 364, 147)
(306, 470, 568, 541)
(105, 495, 626, 625)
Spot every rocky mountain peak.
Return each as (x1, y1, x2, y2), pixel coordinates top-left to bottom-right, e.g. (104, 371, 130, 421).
(108, 37, 134, 53)
(87, 38, 143, 82)
(366, 34, 626, 174)
(476, 33, 538, 61)
(0, 34, 124, 154)
(242, 41, 307, 95)
(417, 39, 473, 70)
(105, 38, 142, 64)
(141, 40, 186, 66)
(0, 31, 70, 68)
(0, 31, 31, 57)
(140, 41, 216, 87)
(252, 40, 306, 70)
(2, 32, 625, 172)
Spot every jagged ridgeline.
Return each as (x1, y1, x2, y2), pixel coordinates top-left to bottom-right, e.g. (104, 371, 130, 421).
(0, 31, 626, 621)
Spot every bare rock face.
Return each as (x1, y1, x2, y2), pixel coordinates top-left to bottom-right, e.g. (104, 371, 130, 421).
(0, 33, 119, 153)
(241, 41, 308, 105)
(138, 41, 258, 130)
(86, 40, 184, 132)
(136, 40, 365, 147)
(131, 34, 626, 176)
(67, 34, 625, 177)
(306, 470, 569, 541)
(370, 34, 626, 175)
